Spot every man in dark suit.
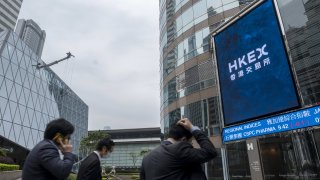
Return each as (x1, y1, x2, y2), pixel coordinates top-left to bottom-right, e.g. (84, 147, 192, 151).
(140, 118, 217, 180)
(22, 118, 75, 180)
(76, 137, 115, 180)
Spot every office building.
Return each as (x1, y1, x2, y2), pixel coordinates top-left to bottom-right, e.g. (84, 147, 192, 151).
(15, 19, 46, 57)
(159, 0, 253, 179)
(161, 0, 320, 179)
(0, 30, 88, 166)
(0, 0, 23, 31)
(240, 0, 320, 179)
(220, 0, 320, 179)
(95, 127, 162, 169)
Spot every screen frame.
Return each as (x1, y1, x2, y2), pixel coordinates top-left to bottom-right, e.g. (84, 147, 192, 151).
(211, 0, 302, 128)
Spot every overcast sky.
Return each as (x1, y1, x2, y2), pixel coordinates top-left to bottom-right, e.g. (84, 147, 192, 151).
(18, 0, 160, 130)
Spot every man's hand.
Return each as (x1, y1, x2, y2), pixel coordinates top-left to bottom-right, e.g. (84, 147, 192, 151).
(177, 118, 193, 131)
(58, 139, 73, 153)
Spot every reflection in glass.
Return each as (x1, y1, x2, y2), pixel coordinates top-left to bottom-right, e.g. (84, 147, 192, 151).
(0, 31, 88, 156)
(222, 1, 240, 12)
(278, 0, 320, 106)
(259, 132, 320, 179)
(227, 142, 251, 179)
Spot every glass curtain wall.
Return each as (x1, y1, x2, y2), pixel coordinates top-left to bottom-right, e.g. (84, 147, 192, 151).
(257, 0, 320, 179)
(160, 0, 254, 179)
(0, 31, 88, 156)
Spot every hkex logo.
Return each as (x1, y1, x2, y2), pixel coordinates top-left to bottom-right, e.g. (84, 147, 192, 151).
(227, 44, 270, 81)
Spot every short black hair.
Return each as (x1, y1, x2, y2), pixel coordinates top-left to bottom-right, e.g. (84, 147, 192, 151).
(96, 137, 115, 151)
(168, 124, 192, 140)
(44, 118, 74, 139)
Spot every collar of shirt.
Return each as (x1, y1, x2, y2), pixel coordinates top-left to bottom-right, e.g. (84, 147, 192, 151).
(48, 140, 64, 160)
(93, 151, 101, 161)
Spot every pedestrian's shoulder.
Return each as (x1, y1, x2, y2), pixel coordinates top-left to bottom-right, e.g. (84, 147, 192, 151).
(31, 139, 49, 150)
(38, 140, 56, 149)
(82, 153, 100, 164)
(79, 154, 100, 171)
(173, 141, 194, 154)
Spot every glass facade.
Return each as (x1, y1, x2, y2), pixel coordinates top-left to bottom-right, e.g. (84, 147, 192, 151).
(102, 141, 160, 168)
(254, 0, 320, 179)
(160, 0, 253, 133)
(159, 0, 253, 179)
(221, 0, 320, 179)
(0, 30, 88, 156)
(161, 0, 320, 179)
(98, 128, 162, 168)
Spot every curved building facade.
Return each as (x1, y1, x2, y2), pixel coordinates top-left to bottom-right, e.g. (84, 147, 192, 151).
(159, 0, 253, 179)
(0, 31, 88, 166)
(160, 0, 320, 179)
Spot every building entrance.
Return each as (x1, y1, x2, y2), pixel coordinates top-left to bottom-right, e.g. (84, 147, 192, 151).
(259, 129, 320, 179)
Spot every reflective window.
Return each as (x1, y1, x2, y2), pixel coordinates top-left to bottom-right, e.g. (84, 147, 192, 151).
(207, 149, 224, 179)
(207, 0, 223, 14)
(0, 58, 10, 76)
(0, 31, 88, 155)
(187, 35, 196, 60)
(175, 0, 189, 13)
(222, 0, 240, 12)
(0, 76, 5, 97)
(160, 31, 167, 53)
(184, 101, 202, 127)
(160, 8, 167, 31)
(177, 42, 184, 60)
(102, 142, 160, 167)
(278, 0, 320, 106)
(193, 0, 208, 24)
(160, 0, 166, 8)
(176, 16, 183, 36)
(195, 30, 203, 48)
(259, 131, 320, 179)
(227, 142, 251, 179)
(182, 7, 194, 31)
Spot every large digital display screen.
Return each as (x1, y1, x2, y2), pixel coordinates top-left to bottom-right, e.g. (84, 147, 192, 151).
(223, 105, 320, 142)
(214, 0, 300, 126)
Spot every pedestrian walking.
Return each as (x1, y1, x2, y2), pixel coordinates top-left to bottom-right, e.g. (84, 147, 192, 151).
(76, 137, 115, 180)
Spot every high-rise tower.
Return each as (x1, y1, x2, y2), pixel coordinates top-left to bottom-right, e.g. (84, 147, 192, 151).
(15, 19, 46, 57)
(0, 0, 23, 31)
(159, 0, 253, 179)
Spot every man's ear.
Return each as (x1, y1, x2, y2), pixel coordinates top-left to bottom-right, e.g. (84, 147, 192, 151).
(181, 137, 187, 142)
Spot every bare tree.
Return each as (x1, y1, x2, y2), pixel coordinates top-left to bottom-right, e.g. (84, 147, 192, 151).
(129, 152, 140, 167)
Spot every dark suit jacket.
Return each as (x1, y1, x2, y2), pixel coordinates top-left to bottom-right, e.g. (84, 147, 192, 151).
(76, 152, 102, 180)
(22, 139, 75, 180)
(140, 130, 217, 180)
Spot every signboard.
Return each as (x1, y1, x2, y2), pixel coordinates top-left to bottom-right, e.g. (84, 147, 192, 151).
(246, 139, 263, 180)
(223, 105, 320, 142)
(213, 0, 300, 126)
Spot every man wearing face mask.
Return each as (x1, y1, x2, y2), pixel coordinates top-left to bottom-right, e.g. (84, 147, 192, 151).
(76, 137, 115, 180)
(140, 118, 217, 180)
